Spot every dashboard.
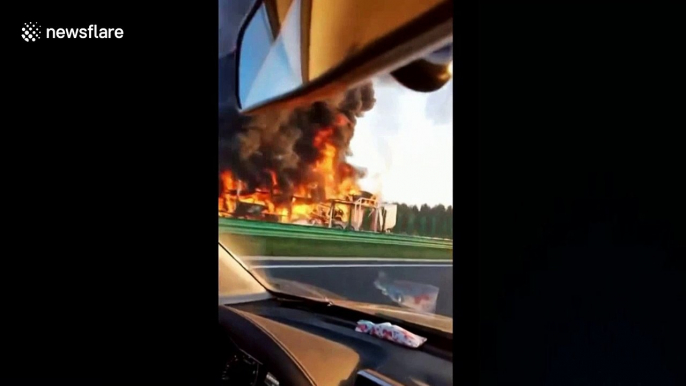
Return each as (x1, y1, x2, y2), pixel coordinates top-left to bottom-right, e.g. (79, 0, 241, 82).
(219, 339, 279, 386)
(218, 298, 452, 386)
(219, 344, 403, 386)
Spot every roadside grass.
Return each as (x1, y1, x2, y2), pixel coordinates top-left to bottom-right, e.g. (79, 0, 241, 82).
(219, 233, 453, 259)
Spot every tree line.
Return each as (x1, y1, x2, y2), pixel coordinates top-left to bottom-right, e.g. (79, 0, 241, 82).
(388, 203, 453, 239)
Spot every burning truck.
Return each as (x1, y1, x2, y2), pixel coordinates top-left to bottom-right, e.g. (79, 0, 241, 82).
(218, 82, 391, 231)
(218, 173, 397, 232)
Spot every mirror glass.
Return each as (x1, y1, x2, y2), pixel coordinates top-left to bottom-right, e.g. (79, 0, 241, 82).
(238, 0, 303, 110)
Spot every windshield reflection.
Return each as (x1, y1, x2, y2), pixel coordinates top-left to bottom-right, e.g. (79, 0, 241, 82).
(232, 252, 450, 317)
(373, 271, 440, 314)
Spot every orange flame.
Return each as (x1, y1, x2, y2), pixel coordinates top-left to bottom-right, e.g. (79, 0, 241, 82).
(219, 115, 367, 225)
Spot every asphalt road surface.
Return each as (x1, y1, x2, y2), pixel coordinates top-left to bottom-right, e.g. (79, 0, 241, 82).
(243, 257, 453, 318)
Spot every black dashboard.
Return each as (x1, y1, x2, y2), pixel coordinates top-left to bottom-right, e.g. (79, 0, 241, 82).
(218, 339, 278, 386)
(218, 298, 452, 386)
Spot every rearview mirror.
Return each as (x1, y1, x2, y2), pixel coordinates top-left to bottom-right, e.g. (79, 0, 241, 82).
(235, 0, 453, 114)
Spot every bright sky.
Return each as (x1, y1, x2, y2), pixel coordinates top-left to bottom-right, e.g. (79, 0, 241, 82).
(349, 76, 453, 207)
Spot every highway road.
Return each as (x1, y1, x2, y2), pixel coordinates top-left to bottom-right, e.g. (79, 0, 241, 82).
(243, 257, 454, 317)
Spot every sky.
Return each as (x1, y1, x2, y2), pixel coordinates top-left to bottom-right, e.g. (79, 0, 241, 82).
(348, 76, 454, 207)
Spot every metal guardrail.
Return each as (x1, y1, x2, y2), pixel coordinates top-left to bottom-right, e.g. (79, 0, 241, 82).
(218, 217, 453, 250)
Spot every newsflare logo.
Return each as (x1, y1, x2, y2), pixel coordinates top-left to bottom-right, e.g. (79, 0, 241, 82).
(22, 23, 124, 42)
(22, 22, 41, 42)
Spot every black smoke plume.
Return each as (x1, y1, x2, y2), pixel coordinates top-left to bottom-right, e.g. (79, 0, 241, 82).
(219, 82, 376, 200)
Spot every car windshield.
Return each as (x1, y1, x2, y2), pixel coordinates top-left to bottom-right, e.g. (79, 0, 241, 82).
(218, 0, 453, 320)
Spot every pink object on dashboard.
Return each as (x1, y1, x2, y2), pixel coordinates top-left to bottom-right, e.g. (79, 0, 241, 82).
(354, 320, 427, 348)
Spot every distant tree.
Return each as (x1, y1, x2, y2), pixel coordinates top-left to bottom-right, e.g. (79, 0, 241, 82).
(387, 203, 452, 239)
(408, 205, 419, 234)
(431, 213, 438, 236)
(434, 204, 448, 237)
(419, 216, 428, 235)
(418, 204, 431, 235)
(396, 203, 409, 234)
(446, 205, 453, 237)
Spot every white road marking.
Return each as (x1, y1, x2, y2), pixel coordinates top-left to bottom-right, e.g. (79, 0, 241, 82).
(243, 256, 452, 263)
(252, 263, 453, 269)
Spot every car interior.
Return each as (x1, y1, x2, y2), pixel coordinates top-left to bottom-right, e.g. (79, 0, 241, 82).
(218, 244, 452, 386)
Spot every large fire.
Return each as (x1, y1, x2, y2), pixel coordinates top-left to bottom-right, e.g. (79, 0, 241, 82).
(219, 115, 371, 226)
